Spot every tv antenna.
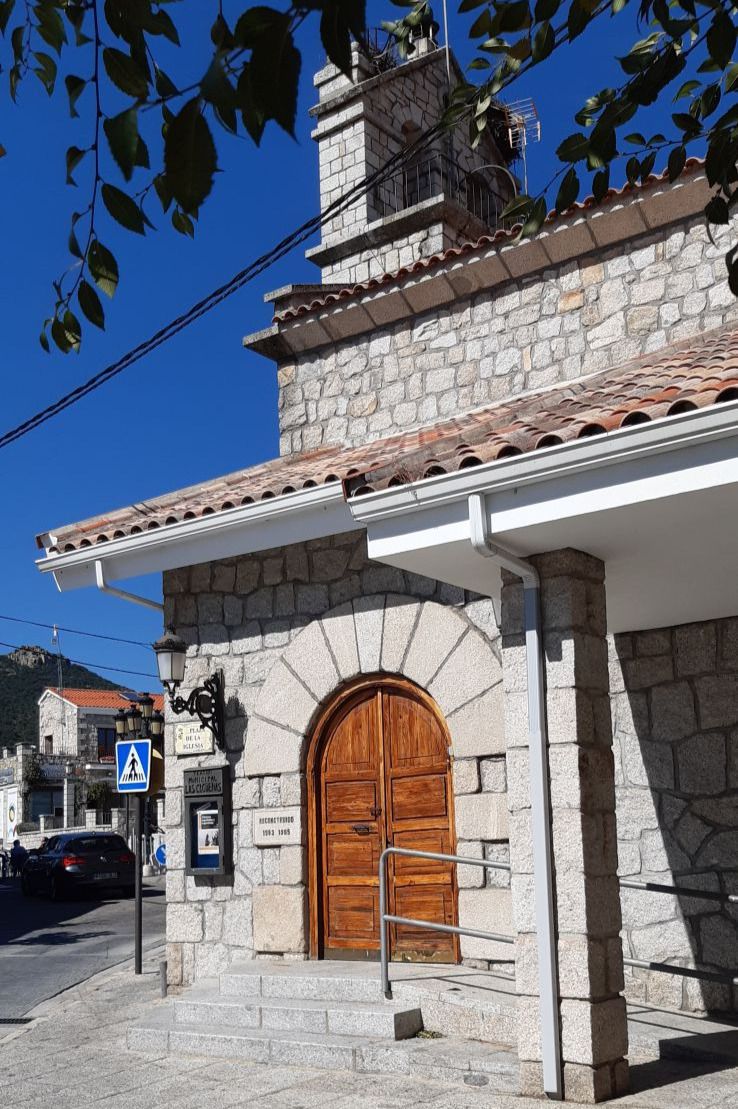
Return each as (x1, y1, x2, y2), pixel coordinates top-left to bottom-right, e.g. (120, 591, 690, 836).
(505, 98, 541, 194)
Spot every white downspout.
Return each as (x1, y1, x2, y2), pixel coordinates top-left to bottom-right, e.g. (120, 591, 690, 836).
(94, 560, 164, 614)
(468, 493, 562, 1101)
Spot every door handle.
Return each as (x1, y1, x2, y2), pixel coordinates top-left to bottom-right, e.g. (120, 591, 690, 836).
(352, 824, 371, 835)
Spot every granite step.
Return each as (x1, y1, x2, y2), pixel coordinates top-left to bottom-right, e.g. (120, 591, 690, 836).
(221, 962, 384, 1004)
(173, 987, 423, 1039)
(127, 1006, 519, 1090)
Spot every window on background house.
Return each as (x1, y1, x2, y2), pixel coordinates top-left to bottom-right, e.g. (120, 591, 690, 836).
(44, 735, 53, 755)
(97, 727, 116, 762)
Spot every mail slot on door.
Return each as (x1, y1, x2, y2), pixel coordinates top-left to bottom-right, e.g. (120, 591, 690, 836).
(183, 766, 232, 877)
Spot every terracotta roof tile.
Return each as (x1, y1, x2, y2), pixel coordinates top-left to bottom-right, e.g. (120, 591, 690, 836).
(275, 160, 705, 324)
(38, 323, 738, 555)
(45, 688, 164, 710)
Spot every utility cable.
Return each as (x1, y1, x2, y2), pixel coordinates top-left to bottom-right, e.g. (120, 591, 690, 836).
(0, 109, 463, 451)
(0, 613, 151, 648)
(0, 639, 158, 680)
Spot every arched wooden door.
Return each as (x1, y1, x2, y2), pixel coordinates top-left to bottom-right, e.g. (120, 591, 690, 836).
(308, 677, 459, 962)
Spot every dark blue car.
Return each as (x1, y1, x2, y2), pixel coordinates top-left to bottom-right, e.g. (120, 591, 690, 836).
(21, 832, 135, 901)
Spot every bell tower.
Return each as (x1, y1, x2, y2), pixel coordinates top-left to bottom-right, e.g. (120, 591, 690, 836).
(305, 30, 516, 286)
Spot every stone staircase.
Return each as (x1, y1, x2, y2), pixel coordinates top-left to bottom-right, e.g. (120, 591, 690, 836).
(127, 960, 519, 1090)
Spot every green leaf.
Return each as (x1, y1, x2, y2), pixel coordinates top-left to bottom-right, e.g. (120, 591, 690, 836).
(726, 62, 738, 94)
(39, 322, 50, 353)
(32, 51, 56, 94)
(172, 208, 195, 237)
(36, 4, 67, 54)
(249, 17, 301, 135)
(237, 65, 266, 145)
(707, 11, 736, 70)
(65, 144, 86, 185)
(103, 107, 139, 181)
(65, 74, 85, 117)
(556, 131, 589, 163)
(200, 55, 237, 113)
(154, 64, 178, 99)
(103, 46, 149, 98)
(640, 151, 657, 182)
(101, 183, 146, 233)
(78, 279, 105, 329)
(459, 0, 488, 10)
(532, 20, 554, 62)
(87, 239, 119, 298)
(705, 194, 729, 225)
(672, 112, 701, 137)
(624, 132, 646, 146)
(534, 0, 560, 18)
(555, 167, 579, 213)
(51, 316, 73, 354)
(592, 166, 610, 202)
(522, 195, 548, 237)
(667, 144, 686, 182)
(0, 0, 16, 36)
(674, 79, 700, 101)
(497, 1, 531, 33)
(320, 4, 352, 76)
(153, 173, 172, 212)
(501, 193, 534, 221)
(163, 97, 217, 214)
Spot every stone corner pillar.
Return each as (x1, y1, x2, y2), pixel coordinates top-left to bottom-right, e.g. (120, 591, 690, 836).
(502, 548, 629, 1103)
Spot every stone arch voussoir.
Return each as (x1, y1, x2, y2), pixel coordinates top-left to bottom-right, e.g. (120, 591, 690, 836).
(244, 593, 505, 776)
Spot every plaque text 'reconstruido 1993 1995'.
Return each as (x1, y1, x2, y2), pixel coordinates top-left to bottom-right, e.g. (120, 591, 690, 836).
(253, 807, 302, 846)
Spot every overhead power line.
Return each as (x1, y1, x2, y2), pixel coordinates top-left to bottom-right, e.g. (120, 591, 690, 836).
(0, 110, 458, 452)
(0, 613, 151, 648)
(0, 638, 158, 680)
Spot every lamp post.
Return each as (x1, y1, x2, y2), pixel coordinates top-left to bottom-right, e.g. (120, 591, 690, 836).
(120, 695, 163, 976)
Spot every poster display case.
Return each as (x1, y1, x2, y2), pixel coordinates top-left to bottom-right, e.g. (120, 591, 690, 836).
(183, 766, 232, 877)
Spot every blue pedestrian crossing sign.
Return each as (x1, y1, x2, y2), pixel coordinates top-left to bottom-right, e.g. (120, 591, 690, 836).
(116, 739, 151, 793)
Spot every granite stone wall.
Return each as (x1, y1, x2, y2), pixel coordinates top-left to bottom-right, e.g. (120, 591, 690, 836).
(162, 532, 510, 986)
(38, 695, 79, 757)
(611, 616, 738, 1011)
(278, 219, 738, 456)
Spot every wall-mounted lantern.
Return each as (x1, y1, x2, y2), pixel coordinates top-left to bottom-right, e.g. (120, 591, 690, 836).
(152, 628, 225, 750)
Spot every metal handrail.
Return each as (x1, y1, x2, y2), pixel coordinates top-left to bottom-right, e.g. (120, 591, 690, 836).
(620, 877, 738, 904)
(379, 845, 513, 999)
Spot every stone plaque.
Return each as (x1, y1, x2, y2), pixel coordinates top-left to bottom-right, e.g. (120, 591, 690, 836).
(253, 807, 301, 846)
(175, 721, 215, 756)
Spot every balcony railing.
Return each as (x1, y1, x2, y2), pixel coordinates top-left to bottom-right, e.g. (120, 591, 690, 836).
(371, 152, 511, 229)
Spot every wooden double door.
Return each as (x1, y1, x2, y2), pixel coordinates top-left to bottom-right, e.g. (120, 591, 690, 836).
(308, 678, 459, 962)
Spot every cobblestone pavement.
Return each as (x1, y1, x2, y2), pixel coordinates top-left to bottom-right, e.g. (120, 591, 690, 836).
(5, 950, 738, 1109)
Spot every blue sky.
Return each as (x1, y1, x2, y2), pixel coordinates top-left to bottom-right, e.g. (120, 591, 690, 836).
(0, 2, 684, 689)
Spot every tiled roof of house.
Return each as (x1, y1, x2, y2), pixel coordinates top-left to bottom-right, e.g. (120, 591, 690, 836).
(275, 160, 705, 324)
(45, 688, 164, 710)
(37, 323, 738, 556)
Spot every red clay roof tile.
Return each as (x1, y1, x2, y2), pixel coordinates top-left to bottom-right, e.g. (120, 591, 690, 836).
(44, 688, 164, 710)
(37, 323, 738, 556)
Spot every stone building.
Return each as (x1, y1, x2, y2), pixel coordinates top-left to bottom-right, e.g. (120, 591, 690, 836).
(34, 34, 738, 1105)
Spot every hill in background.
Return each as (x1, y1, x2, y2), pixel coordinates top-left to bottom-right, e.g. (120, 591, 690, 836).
(0, 646, 122, 750)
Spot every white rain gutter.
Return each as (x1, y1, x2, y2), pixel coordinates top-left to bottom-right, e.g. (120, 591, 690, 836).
(468, 492, 562, 1100)
(94, 559, 163, 614)
(37, 482, 358, 593)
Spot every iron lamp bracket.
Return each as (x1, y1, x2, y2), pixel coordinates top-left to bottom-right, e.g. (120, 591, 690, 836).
(164, 670, 225, 751)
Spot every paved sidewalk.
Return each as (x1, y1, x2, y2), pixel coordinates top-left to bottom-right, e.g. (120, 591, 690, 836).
(5, 951, 738, 1108)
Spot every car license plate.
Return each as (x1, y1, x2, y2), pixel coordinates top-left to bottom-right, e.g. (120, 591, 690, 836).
(93, 872, 117, 880)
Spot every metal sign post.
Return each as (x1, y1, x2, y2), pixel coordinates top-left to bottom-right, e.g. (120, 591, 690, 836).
(134, 794, 143, 974)
(116, 739, 152, 977)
